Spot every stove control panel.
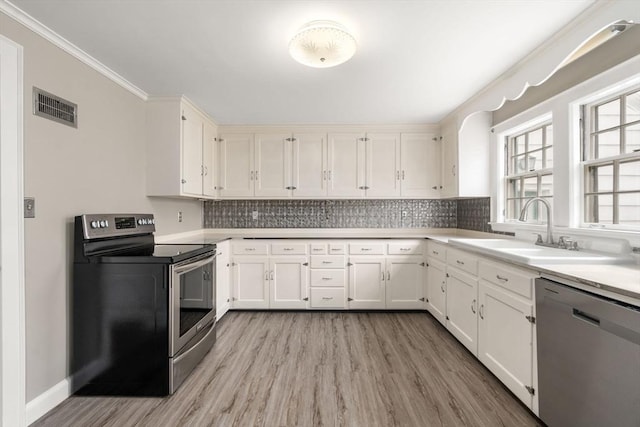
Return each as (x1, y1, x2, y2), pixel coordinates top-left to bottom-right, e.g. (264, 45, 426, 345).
(81, 214, 155, 239)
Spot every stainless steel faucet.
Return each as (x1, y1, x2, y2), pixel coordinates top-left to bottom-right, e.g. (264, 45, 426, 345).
(519, 197, 554, 246)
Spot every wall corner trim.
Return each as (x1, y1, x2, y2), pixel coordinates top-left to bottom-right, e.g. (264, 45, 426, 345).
(25, 377, 70, 425)
(0, 1, 149, 100)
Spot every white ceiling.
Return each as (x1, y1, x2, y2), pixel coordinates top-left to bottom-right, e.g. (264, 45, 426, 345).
(8, 0, 595, 125)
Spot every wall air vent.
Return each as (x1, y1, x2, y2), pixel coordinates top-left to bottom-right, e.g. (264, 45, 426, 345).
(33, 87, 77, 128)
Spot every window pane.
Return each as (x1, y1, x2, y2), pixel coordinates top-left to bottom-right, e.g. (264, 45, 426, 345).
(514, 154, 527, 174)
(596, 98, 620, 131)
(595, 130, 620, 158)
(625, 90, 640, 124)
(545, 125, 553, 147)
(507, 199, 521, 220)
(523, 176, 538, 198)
(529, 128, 543, 152)
(619, 160, 640, 192)
(513, 135, 526, 156)
(619, 192, 640, 225)
(587, 164, 614, 193)
(507, 179, 520, 199)
(543, 146, 553, 169)
(540, 174, 553, 197)
(624, 122, 640, 154)
(585, 194, 613, 224)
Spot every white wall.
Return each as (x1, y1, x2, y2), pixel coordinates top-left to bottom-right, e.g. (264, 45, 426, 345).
(0, 13, 203, 402)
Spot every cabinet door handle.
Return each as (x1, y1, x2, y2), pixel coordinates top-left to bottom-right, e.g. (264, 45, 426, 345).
(181, 179, 187, 184)
(265, 270, 269, 280)
(387, 271, 391, 281)
(496, 274, 509, 282)
(441, 283, 445, 293)
(396, 171, 400, 180)
(479, 304, 484, 319)
(250, 171, 254, 181)
(255, 170, 259, 181)
(323, 170, 327, 181)
(270, 270, 274, 280)
(204, 166, 208, 176)
(471, 299, 476, 314)
(432, 186, 438, 190)
(432, 250, 439, 255)
(328, 170, 332, 180)
(452, 164, 456, 177)
(402, 170, 405, 180)
(456, 260, 464, 265)
(381, 272, 385, 281)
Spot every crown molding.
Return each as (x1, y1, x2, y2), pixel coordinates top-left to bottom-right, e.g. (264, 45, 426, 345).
(1, 1, 148, 100)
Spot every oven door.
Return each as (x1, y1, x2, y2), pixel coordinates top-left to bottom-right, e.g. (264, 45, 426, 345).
(170, 252, 216, 356)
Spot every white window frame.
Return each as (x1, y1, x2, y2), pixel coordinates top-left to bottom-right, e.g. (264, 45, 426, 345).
(579, 83, 640, 231)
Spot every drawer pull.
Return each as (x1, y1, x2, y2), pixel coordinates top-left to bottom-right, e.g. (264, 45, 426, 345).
(313, 248, 323, 252)
(331, 248, 341, 252)
(245, 248, 255, 251)
(322, 277, 332, 281)
(496, 274, 509, 282)
(284, 248, 294, 251)
(322, 297, 334, 300)
(456, 260, 464, 265)
(322, 261, 332, 264)
(400, 248, 411, 251)
(361, 248, 372, 251)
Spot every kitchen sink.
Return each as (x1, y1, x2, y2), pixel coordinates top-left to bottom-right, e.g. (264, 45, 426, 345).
(448, 238, 628, 265)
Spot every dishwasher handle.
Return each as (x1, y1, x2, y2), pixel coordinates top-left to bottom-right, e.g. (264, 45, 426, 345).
(572, 308, 600, 327)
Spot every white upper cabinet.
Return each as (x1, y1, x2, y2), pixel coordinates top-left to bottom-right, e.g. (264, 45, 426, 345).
(440, 112, 491, 198)
(400, 133, 440, 198)
(293, 133, 327, 198)
(254, 133, 291, 198)
(146, 97, 218, 199)
(327, 133, 364, 198)
(365, 133, 401, 198)
(218, 133, 255, 198)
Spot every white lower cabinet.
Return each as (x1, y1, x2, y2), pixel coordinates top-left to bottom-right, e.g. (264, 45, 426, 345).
(425, 257, 447, 325)
(269, 256, 309, 309)
(215, 240, 231, 321)
(445, 267, 479, 355)
(232, 256, 269, 309)
(385, 256, 425, 309)
(348, 256, 386, 309)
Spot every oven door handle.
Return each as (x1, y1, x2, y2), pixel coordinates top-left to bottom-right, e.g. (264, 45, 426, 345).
(173, 254, 216, 275)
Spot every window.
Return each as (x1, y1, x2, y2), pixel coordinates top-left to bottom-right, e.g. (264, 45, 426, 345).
(583, 87, 640, 227)
(504, 123, 553, 221)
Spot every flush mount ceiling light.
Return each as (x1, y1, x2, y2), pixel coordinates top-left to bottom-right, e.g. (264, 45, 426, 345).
(289, 20, 357, 68)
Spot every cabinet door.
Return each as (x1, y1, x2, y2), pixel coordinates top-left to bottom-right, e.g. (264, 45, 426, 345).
(327, 133, 364, 198)
(293, 133, 327, 198)
(255, 133, 291, 198)
(202, 120, 218, 198)
(441, 125, 458, 198)
(181, 103, 204, 196)
(366, 133, 400, 198)
(270, 256, 309, 309)
(219, 134, 254, 198)
(216, 241, 231, 320)
(479, 280, 534, 409)
(426, 258, 447, 325)
(400, 133, 440, 197)
(348, 257, 386, 309)
(386, 256, 424, 309)
(446, 268, 478, 355)
(232, 256, 269, 309)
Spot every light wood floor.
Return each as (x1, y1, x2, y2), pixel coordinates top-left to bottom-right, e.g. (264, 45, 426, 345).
(34, 311, 542, 426)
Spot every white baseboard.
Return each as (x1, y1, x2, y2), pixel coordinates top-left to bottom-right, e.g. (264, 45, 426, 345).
(26, 378, 70, 425)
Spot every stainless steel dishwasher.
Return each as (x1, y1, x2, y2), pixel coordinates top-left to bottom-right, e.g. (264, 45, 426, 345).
(536, 278, 640, 427)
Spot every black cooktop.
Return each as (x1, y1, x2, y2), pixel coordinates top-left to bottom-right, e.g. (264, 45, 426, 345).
(97, 243, 215, 264)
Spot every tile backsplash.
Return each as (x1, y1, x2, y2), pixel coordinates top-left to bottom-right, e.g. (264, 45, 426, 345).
(204, 198, 493, 232)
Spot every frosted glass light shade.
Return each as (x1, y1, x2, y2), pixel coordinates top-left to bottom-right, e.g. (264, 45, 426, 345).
(289, 20, 357, 68)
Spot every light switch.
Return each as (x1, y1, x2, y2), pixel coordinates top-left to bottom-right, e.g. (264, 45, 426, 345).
(24, 197, 35, 218)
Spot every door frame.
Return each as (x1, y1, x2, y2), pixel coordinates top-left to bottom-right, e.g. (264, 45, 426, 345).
(0, 34, 26, 426)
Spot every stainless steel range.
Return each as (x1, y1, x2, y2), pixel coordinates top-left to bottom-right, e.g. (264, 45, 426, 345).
(72, 213, 216, 396)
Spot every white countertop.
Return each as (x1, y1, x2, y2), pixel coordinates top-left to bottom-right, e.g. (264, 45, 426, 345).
(156, 227, 639, 304)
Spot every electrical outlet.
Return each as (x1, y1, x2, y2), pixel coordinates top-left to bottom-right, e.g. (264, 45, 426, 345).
(178, 211, 183, 222)
(252, 210, 259, 220)
(24, 197, 35, 218)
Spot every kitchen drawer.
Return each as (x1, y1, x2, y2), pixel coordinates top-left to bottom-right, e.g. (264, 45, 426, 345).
(388, 241, 423, 255)
(271, 242, 308, 255)
(446, 248, 478, 275)
(233, 242, 269, 255)
(310, 269, 346, 287)
(426, 242, 447, 262)
(349, 243, 385, 255)
(479, 260, 537, 299)
(310, 288, 346, 309)
(328, 243, 346, 255)
(310, 255, 346, 269)
(310, 243, 327, 255)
